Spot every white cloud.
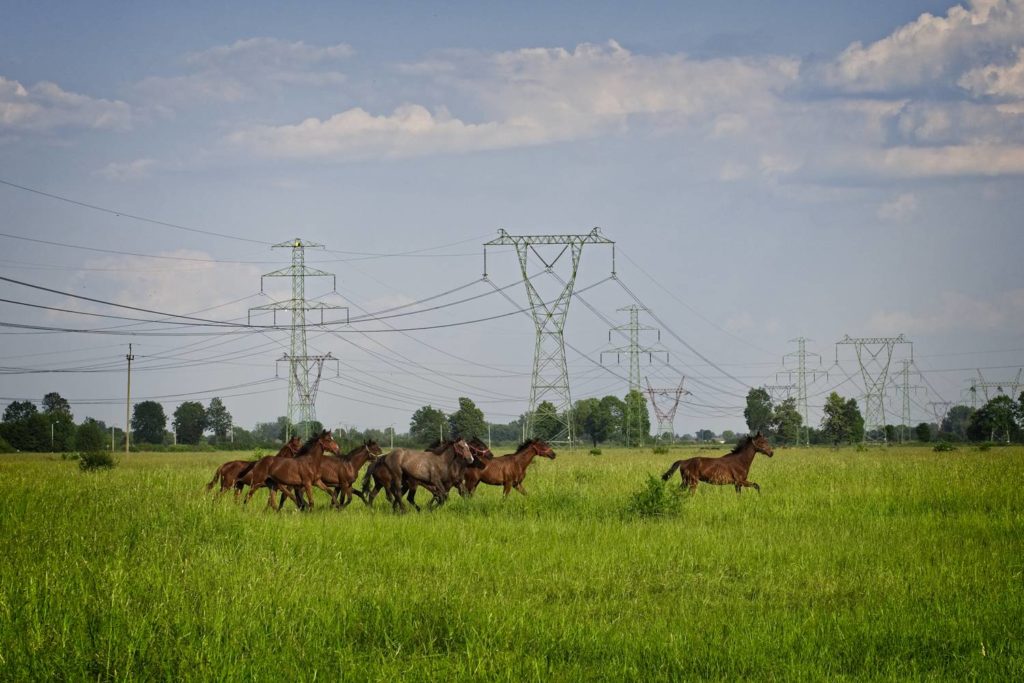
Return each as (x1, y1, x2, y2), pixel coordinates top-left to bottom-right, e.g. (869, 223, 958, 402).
(822, 0, 1024, 94)
(136, 37, 353, 106)
(959, 46, 1024, 96)
(0, 75, 132, 132)
(877, 193, 918, 221)
(867, 289, 1024, 335)
(95, 158, 157, 181)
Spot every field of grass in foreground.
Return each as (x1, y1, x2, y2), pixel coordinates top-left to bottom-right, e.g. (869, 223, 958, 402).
(1, 445, 1022, 681)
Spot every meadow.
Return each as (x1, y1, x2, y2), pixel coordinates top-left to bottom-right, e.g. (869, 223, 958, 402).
(0, 445, 1021, 681)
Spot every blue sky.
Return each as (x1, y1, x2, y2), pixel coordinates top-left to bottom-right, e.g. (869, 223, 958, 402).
(1, 1, 1023, 436)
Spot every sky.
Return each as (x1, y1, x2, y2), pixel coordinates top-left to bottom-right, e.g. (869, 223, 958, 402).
(1, 0, 1023, 438)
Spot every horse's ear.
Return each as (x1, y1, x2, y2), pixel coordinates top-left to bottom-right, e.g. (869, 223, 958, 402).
(755, 430, 762, 437)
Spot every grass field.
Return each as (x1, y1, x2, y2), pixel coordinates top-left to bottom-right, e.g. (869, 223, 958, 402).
(1, 445, 1022, 681)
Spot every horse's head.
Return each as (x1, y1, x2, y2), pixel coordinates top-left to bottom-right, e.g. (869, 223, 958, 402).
(531, 438, 557, 459)
(319, 429, 340, 455)
(365, 439, 383, 456)
(752, 430, 774, 457)
(287, 435, 302, 452)
(451, 437, 475, 464)
(467, 436, 494, 460)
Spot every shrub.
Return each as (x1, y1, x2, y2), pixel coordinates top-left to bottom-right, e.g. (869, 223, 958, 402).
(626, 475, 686, 518)
(589, 448, 602, 456)
(652, 445, 669, 455)
(79, 451, 116, 471)
(978, 442, 994, 452)
(933, 441, 956, 453)
(0, 435, 14, 453)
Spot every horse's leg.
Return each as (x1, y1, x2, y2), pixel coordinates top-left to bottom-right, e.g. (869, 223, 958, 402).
(515, 483, 528, 496)
(277, 485, 301, 511)
(739, 480, 761, 493)
(303, 481, 316, 510)
(502, 481, 513, 498)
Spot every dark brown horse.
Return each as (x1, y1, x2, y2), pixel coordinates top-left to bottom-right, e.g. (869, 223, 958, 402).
(243, 430, 341, 510)
(661, 431, 774, 493)
(463, 438, 556, 497)
(204, 436, 301, 498)
(361, 437, 490, 509)
(317, 440, 383, 508)
(379, 438, 475, 511)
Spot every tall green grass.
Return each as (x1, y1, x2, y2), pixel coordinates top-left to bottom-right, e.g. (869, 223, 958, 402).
(1, 446, 1021, 680)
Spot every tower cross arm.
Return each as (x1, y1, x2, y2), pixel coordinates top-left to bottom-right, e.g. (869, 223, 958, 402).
(484, 227, 614, 247)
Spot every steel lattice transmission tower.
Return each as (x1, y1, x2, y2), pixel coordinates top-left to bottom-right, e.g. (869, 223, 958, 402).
(601, 305, 665, 446)
(835, 334, 912, 443)
(763, 383, 795, 404)
(483, 228, 615, 444)
(928, 401, 952, 428)
(968, 368, 1023, 403)
(249, 238, 346, 440)
(645, 376, 689, 441)
(891, 359, 924, 442)
(780, 337, 825, 446)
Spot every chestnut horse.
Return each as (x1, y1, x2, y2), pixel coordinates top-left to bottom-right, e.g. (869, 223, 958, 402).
(204, 435, 300, 498)
(362, 437, 491, 509)
(661, 431, 774, 493)
(243, 430, 340, 510)
(379, 438, 475, 511)
(463, 438, 556, 497)
(317, 440, 383, 508)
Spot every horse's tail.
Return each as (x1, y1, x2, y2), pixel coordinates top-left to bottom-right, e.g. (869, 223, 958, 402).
(204, 464, 224, 492)
(361, 460, 377, 495)
(661, 460, 684, 481)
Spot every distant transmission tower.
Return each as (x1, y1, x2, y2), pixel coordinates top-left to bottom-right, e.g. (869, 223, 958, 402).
(835, 334, 911, 443)
(891, 359, 924, 442)
(928, 401, 952, 428)
(249, 238, 346, 440)
(968, 368, 1023, 403)
(601, 305, 665, 446)
(483, 228, 614, 444)
(763, 383, 795, 404)
(645, 376, 689, 441)
(780, 337, 825, 446)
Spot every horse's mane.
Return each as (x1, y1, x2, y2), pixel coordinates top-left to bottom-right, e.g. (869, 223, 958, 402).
(426, 439, 449, 450)
(296, 431, 325, 456)
(729, 435, 755, 454)
(514, 438, 538, 453)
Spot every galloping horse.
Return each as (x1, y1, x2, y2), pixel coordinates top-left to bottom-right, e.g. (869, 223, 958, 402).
(317, 440, 383, 508)
(463, 438, 556, 497)
(204, 435, 300, 498)
(380, 438, 476, 511)
(361, 437, 490, 509)
(661, 431, 774, 493)
(243, 430, 340, 510)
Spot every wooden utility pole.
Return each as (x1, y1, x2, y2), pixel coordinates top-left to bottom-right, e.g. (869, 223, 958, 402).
(125, 343, 134, 454)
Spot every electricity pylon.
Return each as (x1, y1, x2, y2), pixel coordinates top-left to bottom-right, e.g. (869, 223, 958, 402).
(928, 401, 952, 428)
(483, 228, 614, 444)
(249, 238, 346, 440)
(763, 383, 795, 404)
(645, 376, 689, 441)
(968, 368, 1023, 403)
(891, 359, 924, 442)
(836, 334, 911, 443)
(601, 305, 666, 446)
(780, 337, 825, 446)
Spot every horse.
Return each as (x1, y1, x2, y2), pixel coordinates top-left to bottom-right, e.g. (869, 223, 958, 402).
(361, 437, 490, 509)
(462, 438, 556, 497)
(661, 431, 774, 493)
(243, 430, 341, 510)
(316, 440, 383, 508)
(204, 435, 301, 498)
(379, 438, 476, 511)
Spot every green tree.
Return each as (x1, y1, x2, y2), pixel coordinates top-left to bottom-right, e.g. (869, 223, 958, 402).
(623, 389, 652, 446)
(253, 417, 291, 444)
(532, 401, 562, 441)
(205, 397, 232, 443)
(940, 405, 973, 441)
(821, 392, 849, 444)
(42, 392, 72, 418)
(3, 400, 37, 423)
(744, 388, 774, 435)
(771, 397, 802, 445)
(132, 401, 167, 444)
(968, 395, 1019, 443)
(915, 422, 932, 442)
(448, 397, 487, 440)
(884, 424, 898, 443)
(410, 405, 447, 446)
(173, 401, 208, 445)
(76, 418, 108, 451)
(599, 395, 625, 444)
(696, 428, 715, 442)
(574, 397, 613, 447)
(721, 429, 737, 443)
(844, 399, 865, 443)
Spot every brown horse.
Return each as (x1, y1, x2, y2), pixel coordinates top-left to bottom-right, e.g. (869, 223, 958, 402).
(317, 440, 383, 508)
(361, 437, 491, 509)
(204, 436, 301, 498)
(379, 438, 475, 511)
(661, 431, 774, 493)
(243, 430, 341, 510)
(463, 438, 556, 497)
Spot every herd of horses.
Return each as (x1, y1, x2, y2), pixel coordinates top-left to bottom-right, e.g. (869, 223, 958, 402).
(204, 429, 775, 511)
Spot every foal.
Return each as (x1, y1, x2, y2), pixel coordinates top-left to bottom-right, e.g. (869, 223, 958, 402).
(463, 438, 556, 497)
(661, 431, 774, 493)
